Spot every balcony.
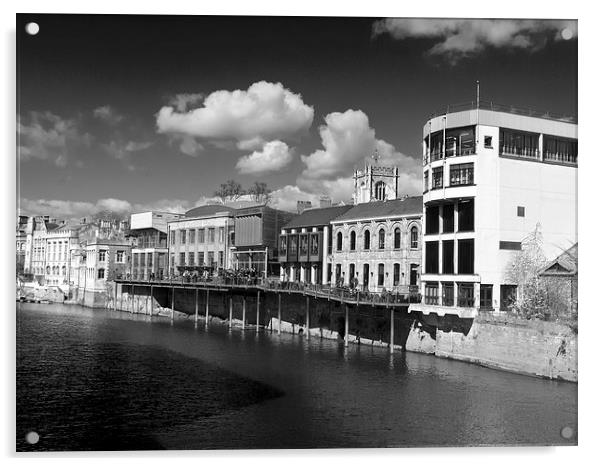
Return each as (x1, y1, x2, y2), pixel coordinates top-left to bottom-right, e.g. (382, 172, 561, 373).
(500, 145, 539, 160)
(543, 151, 577, 165)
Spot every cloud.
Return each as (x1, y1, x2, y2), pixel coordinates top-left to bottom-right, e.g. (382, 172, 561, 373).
(18, 111, 92, 167)
(103, 139, 154, 168)
(173, 134, 204, 157)
(298, 109, 422, 196)
(156, 81, 314, 149)
(93, 105, 124, 125)
(168, 93, 205, 112)
(372, 19, 577, 62)
(235, 140, 293, 175)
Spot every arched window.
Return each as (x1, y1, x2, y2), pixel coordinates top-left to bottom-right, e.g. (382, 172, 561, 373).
(378, 228, 385, 249)
(350, 231, 356, 251)
(336, 231, 343, 251)
(374, 181, 386, 201)
(61, 265, 66, 276)
(364, 230, 371, 250)
(394, 227, 401, 249)
(46, 266, 50, 274)
(410, 226, 419, 249)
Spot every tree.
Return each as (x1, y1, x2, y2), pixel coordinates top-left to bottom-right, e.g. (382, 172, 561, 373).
(214, 179, 245, 203)
(247, 181, 272, 204)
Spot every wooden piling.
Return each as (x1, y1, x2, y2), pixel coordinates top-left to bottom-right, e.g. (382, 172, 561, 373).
(278, 293, 282, 335)
(228, 295, 233, 329)
(305, 295, 310, 340)
(205, 289, 210, 327)
(344, 304, 349, 347)
(390, 308, 394, 354)
(195, 287, 199, 324)
(113, 283, 117, 312)
(242, 295, 246, 330)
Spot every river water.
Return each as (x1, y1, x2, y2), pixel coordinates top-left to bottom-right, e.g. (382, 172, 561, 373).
(16, 303, 577, 451)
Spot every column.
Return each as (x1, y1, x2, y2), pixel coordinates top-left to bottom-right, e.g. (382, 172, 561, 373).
(228, 295, 233, 329)
(389, 308, 394, 354)
(205, 290, 210, 327)
(171, 286, 175, 321)
(242, 296, 246, 329)
(256, 290, 261, 334)
(344, 305, 349, 347)
(322, 226, 329, 285)
(305, 296, 310, 340)
(278, 293, 282, 335)
(195, 287, 199, 324)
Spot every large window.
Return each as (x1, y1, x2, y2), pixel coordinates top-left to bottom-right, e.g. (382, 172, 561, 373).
(362, 264, 369, 288)
(199, 229, 205, 243)
(424, 171, 429, 192)
(208, 228, 215, 243)
(428, 132, 444, 161)
(188, 252, 195, 265)
(449, 163, 474, 186)
(336, 231, 343, 251)
(442, 240, 454, 274)
(410, 226, 419, 249)
(218, 251, 224, 267)
(378, 229, 385, 249)
(97, 268, 105, 279)
(458, 239, 474, 274)
(442, 204, 454, 233)
(425, 242, 439, 274)
(310, 234, 319, 255)
(279, 235, 287, 256)
(393, 263, 400, 286)
(432, 167, 443, 189)
(442, 282, 454, 306)
(180, 230, 186, 244)
(457, 199, 474, 231)
(98, 250, 107, 262)
(349, 263, 355, 285)
(500, 128, 539, 159)
(458, 283, 475, 307)
(480, 284, 493, 309)
(299, 234, 308, 256)
(543, 135, 577, 164)
(189, 229, 195, 243)
(425, 282, 439, 305)
(198, 252, 204, 265)
(364, 230, 371, 250)
(394, 228, 401, 249)
(289, 235, 298, 255)
(377, 263, 385, 286)
(147, 253, 153, 267)
(179, 252, 185, 266)
(207, 252, 214, 266)
(350, 231, 356, 251)
(375, 181, 386, 201)
(445, 126, 476, 157)
(425, 205, 439, 234)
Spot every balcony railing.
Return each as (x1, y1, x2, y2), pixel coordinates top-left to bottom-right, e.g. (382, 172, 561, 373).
(543, 151, 577, 165)
(500, 145, 539, 159)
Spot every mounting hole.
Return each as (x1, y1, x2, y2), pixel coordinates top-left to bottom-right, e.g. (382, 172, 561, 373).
(560, 426, 574, 439)
(25, 22, 39, 36)
(25, 431, 39, 444)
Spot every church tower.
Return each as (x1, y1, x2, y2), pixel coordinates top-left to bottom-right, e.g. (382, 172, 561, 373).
(352, 150, 399, 205)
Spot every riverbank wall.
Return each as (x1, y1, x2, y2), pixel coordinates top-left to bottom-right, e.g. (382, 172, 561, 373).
(89, 283, 579, 382)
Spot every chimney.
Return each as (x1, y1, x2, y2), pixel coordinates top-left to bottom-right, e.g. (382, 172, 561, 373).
(297, 200, 312, 214)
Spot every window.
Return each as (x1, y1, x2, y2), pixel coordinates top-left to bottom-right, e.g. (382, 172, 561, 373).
(375, 181, 386, 201)
(133, 253, 139, 267)
(98, 250, 107, 262)
(289, 235, 298, 255)
(480, 284, 493, 309)
(180, 230, 186, 244)
(394, 228, 401, 249)
(457, 239, 474, 274)
(449, 163, 474, 186)
(219, 227, 225, 243)
(188, 252, 195, 265)
(378, 263, 385, 286)
(500, 128, 539, 159)
(442, 204, 454, 233)
(517, 206, 525, 217)
(350, 231, 356, 251)
(116, 250, 124, 262)
(147, 253, 153, 267)
(501, 285, 517, 312)
(170, 254, 174, 267)
(97, 268, 105, 279)
(425, 242, 439, 274)
(499, 241, 522, 250)
(336, 231, 343, 251)
(393, 263, 400, 286)
(310, 234, 319, 256)
(410, 226, 419, 249)
(349, 263, 355, 285)
(457, 200, 474, 232)
(170, 231, 175, 245)
(424, 171, 429, 192)
(429, 131, 444, 161)
(364, 230, 371, 250)
(425, 205, 439, 234)
(458, 283, 475, 307)
(208, 252, 214, 266)
(442, 282, 454, 306)
(445, 126, 476, 157)
(362, 264, 370, 288)
(198, 252, 204, 265)
(218, 251, 224, 267)
(484, 136, 493, 148)
(299, 234, 309, 256)
(410, 264, 419, 286)
(425, 282, 439, 305)
(189, 229, 195, 243)
(179, 252, 186, 266)
(208, 228, 215, 243)
(140, 254, 146, 267)
(378, 229, 385, 249)
(543, 135, 577, 164)
(442, 240, 454, 274)
(432, 167, 443, 189)
(335, 264, 342, 282)
(279, 235, 287, 255)
(199, 229, 205, 243)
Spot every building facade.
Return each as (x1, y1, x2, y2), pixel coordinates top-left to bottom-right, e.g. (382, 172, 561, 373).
(353, 163, 399, 204)
(413, 105, 577, 314)
(167, 205, 236, 275)
(278, 205, 353, 285)
(329, 197, 423, 292)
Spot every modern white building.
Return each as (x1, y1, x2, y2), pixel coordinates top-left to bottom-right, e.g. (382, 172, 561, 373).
(412, 104, 577, 315)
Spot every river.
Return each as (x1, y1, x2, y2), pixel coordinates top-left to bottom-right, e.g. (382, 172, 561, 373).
(16, 302, 577, 451)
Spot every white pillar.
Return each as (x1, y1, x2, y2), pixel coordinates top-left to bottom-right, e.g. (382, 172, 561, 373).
(300, 265, 305, 283)
(310, 265, 317, 284)
(322, 225, 329, 285)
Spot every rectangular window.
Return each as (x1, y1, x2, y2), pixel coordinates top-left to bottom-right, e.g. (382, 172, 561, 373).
(299, 234, 309, 256)
(442, 282, 454, 306)
(133, 253, 139, 267)
(457, 239, 474, 274)
(393, 263, 400, 286)
(189, 229, 195, 243)
(543, 135, 577, 164)
(140, 253, 146, 267)
(457, 199, 474, 231)
(208, 252, 214, 266)
(444, 126, 476, 157)
(425, 241, 439, 274)
(116, 250, 124, 262)
(310, 234, 319, 256)
(198, 252, 204, 265)
(170, 254, 174, 268)
(188, 252, 195, 265)
(170, 230, 175, 245)
(97, 268, 105, 279)
(501, 285, 517, 312)
(484, 136, 493, 148)
(500, 128, 539, 159)
(517, 206, 525, 217)
(480, 284, 493, 309)
(424, 171, 429, 192)
(147, 252, 153, 267)
(179, 252, 185, 266)
(442, 204, 454, 233)
(425, 282, 439, 305)
(208, 228, 215, 243)
(499, 241, 522, 250)
(279, 235, 288, 256)
(378, 263, 385, 286)
(218, 251, 224, 267)
(458, 283, 475, 307)
(219, 227, 225, 243)
(180, 230, 186, 244)
(199, 229, 205, 243)
(425, 205, 439, 234)
(449, 163, 474, 186)
(432, 167, 443, 189)
(289, 235, 298, 255)
(442, 240, 454, 274)
(98, 250, 106, 262)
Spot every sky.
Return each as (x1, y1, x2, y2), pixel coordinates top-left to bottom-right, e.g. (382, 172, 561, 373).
(16, 14, 578, 218)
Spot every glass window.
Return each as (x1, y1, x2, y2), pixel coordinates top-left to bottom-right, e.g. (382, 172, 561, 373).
(394, 228, 401, 249)
(179, 252, 185, 266)
(336, 231, 343, 251)
(207, 252, 214, 266)
(425, 205, 439, 234)
(199, 229, 205, 243)
(377, 263, 385, 286)
(364, 230, 370, 250)
(147, 252, 153, 267)
(279, 235, 287, 255)
(219, 227, 225, 243)
(458, 239, 474, 274)
(289, 235, 298, 255)
(442, 282, 454, 306)
(411, 227, 419, 249)
(458, 200, 474, 231)
(378, 229, 385, 249)
(458, 283, 475, 307)
(517, 206, 525, 217)
(310, 234, 319, 255)
(500, 128, 539, 159)
(349, 263, 355, 286)
(180, 230, 186, 244)
(432, 166, 443, 189)
(208, 228, 215, 243)
(218, 251, 224, 267)
(424, 171, 429, 192)
(299, 234, 308, 255)
(442, 204, 454, 232)
(442, 240, 454, 274)
(97, 268, 105, 279)
(116, 250, 124, 262)
(425, 242, 438, 274)
(98, 250, 106, 262)
(425, 282, 438, 305)
(393, 263, 401, 286)
(375, 181, 386, 201)
(543, 135, 577, 164)
(350, 231, 356, 251)
(449, 163, 474, 186)
(188, 252, 195, 265)
(480, 284, 493, 309)
(198, 252, 204, 265)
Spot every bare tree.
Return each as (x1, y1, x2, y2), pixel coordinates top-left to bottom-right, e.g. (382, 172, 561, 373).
(214, 183, 230, 204)
(214, 179, 246, 203)
(247, 181, 271, 204)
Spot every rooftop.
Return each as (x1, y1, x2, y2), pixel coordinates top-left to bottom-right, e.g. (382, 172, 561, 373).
(282, 205, 354, 229)
(184, 204, 236, 218)
(332, 196, 423, 223)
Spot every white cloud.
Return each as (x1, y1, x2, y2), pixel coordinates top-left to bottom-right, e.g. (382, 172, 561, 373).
(269, 185, 322, 212)
(235, 140, 293, 175)
(168, 93, 205, 112)
(156, 81, 314, 148)
(372, 19, 577, 62)
(18, 111, 92, 167)
(103, 140, 153, 167)
(93, 105, 124, 125)
(298, 109, 422, 196)
(176, 135, 204, 157)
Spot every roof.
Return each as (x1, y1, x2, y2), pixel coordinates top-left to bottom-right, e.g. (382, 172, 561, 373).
(283, 205, 354, 229)
(184, 204, 235, 218)
(332, 196, 423, 223)
(539, 243, 578, 276)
